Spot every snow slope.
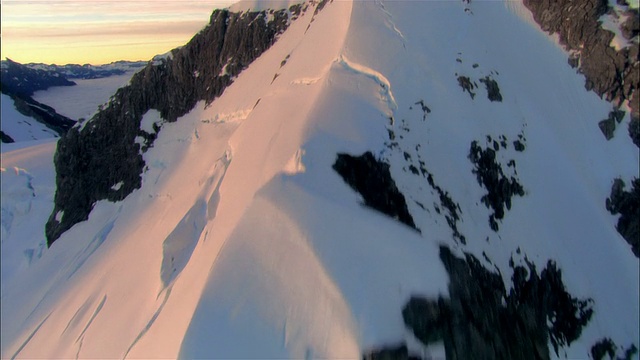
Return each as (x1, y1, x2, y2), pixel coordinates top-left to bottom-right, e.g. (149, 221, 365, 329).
(1, 139, 57, 292)
(1, 95, 59, 142)
(1, 0, 638, 359)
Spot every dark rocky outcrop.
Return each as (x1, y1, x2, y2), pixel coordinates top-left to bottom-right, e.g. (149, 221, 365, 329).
(422, 165, 465, 244)
(362, 344, 420, 360)
(1, 58, 75, 97)
(590, 338, 638, 360)
(479, 76, 503, 102)
(400, 246, 594, 360)
(598, 109, 626, 140)
(457, 76, 476, 99)
(522, 0, 640, 145)
(605, 178, 640, 257)
(591, 338, 617, 360)
(1, 131, 15, 143)
(468, 141, 525, 231)
(45, 6, 300, 245)
(333, 152, 417, 230)
(628, 116, 640, 147)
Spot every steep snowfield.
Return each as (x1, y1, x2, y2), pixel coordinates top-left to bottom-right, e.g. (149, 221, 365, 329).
(1, 95, 59, 142)
(1, 139, 57, 289)
(1, 0, 638, 359)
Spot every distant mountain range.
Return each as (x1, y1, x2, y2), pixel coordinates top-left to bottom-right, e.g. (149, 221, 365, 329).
(0, 58, 146, 142)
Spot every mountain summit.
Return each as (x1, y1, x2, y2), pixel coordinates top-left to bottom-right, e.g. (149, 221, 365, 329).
(1, 0, 638, 359)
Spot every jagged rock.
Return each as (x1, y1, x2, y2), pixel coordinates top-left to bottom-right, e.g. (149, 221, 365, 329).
(333, 152, 417, 230)
(513, 140, 525, 152)
(590, 338, 639, 360)
(605, 178, 640, 257)
(620, 10, 639, 40)
(402, 297, 449, 345)
(418, 161, 465, 244)
(599, 118, 617, 140)
(362, 344, 421, 360)
(1, 131, 15, 143)
(591, 338, 617, 360)
(457, 76, 476, 99)
(401, 246, 595, 360)
(46, 6, 298, 245)
(599, 110, 626, 140)
(479, 76, 503, 102)
(414, 100, 431, 121)
(629, 116, 640, 147)
(522, 0, 640, 145)
(469, 141, 525, 231)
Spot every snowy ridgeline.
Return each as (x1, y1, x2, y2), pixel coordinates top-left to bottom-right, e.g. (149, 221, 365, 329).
(1, 0, 638, 359)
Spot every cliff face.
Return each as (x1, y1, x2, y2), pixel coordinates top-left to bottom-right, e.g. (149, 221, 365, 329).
(45, 6, 298, 245)
(522, 0, 640, 146)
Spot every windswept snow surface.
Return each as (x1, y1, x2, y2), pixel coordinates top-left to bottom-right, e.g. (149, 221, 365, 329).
(1, 139, 57, 292)
(1, 0, 638, 359)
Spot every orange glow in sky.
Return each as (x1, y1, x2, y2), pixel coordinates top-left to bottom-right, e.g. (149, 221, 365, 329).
(1, 0, 239, 65)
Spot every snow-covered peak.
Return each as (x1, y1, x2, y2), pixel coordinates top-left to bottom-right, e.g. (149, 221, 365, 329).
(1, 1, 638, 359)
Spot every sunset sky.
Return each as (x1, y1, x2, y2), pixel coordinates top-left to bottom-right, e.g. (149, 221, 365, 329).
(1, 0, 239, 65)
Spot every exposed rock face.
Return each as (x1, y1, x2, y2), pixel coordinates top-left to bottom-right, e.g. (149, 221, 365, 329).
(333, 152, 417, 230)
(468, 140, 525, 231)
(478, 76, 502, 102)
(45, 7, 297, 245)
(590, 338, 638, 360)
(457, 75, 476, 99)
(1, 58, 75, 97)
(598, 109, 626, 140)
(1, 131, 15, 143)
(362, 344, 420, 360)
(629, 116, 640, 147)
(606, 178, 640, 257)
(522, 0, 640, 145)
(400, 246, 594, 360)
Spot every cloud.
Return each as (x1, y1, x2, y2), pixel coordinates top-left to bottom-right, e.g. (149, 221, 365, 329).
(1, 0, 239, 64)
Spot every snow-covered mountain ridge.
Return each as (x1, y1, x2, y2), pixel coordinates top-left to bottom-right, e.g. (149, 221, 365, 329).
(1, 0, 638, 359)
